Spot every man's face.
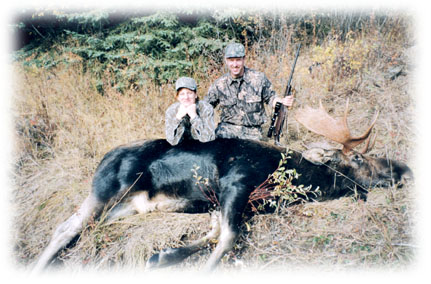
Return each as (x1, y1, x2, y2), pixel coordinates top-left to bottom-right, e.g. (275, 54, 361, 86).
(225, 57, 245, 78)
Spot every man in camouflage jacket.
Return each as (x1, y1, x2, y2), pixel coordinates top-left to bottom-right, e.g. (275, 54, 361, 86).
(204, 43, 294, 140)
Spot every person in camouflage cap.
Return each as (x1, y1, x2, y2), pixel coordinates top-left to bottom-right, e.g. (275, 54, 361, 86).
(165, 77, 216, 145)
(204, 42, 294, 140)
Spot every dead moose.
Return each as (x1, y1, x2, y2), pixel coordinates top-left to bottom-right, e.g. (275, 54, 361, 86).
(32, 101, 412, 272)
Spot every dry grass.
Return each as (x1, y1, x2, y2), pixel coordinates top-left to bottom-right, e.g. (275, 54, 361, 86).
(238, 187, 415, 271)
(11, 19, 416, 273)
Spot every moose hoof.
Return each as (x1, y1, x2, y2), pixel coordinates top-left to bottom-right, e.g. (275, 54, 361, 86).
(145, 253, 160, 269)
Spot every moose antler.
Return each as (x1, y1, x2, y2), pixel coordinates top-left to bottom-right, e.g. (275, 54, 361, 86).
(295, 99, 379, 155)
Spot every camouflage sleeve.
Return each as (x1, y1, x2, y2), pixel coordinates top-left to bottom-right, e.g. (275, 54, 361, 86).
(203, 83, 220, 108)
(262, 76, 278, 107)
(165, 103, 185, 146)
(190, 101, 216, 143)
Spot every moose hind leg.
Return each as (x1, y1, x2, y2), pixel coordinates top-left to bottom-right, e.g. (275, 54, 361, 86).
(146, 210, 221, 269)
(32, 194, 103, 273)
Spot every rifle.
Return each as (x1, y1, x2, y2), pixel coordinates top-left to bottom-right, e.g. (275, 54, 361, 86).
(267, 43, 301, 145)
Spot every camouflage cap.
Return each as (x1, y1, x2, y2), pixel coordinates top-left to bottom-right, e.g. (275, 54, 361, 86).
(175, 77, 197, 91)
(224, 43, 245, 58)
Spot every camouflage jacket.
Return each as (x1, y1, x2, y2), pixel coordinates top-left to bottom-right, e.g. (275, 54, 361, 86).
(204, 67, 276, 140)
(165, 100, 216, 146)
(204, 67, 278, 139)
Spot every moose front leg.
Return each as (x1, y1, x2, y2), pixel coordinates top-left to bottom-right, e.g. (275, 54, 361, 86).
(203, 184, 248, 271)
(203, 217, 239, 271)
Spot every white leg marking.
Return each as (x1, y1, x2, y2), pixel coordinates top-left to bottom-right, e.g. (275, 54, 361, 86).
(32, 194, 102, 273)
(189, 210, 221, 247)
(145, 210, 222, 269)
(105, 201, 137, 221)
(204, 218, 237, 271)
(130, 191, 189, 214)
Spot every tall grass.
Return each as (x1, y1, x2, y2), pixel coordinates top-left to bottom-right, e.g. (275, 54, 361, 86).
(11, 14, 415, 270)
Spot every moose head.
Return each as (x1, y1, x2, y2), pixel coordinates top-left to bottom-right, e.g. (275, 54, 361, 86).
(295, 99, 412, 189)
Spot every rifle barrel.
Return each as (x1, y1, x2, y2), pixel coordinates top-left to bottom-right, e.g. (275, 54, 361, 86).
(284, 43, 301, 96)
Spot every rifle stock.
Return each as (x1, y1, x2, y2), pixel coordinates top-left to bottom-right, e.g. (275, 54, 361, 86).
(273, 104, 286, 143)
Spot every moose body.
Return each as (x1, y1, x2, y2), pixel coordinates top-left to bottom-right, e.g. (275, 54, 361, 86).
(32, 101, 412, 272)
(33, 137, 411, 272)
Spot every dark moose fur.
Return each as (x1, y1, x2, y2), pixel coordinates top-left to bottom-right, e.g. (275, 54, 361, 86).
(94, 138, 408, 206)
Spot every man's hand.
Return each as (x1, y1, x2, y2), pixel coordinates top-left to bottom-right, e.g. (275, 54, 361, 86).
(273, 96, 295, 108)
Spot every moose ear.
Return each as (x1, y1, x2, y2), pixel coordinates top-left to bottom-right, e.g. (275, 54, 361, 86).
(302, 148, 334, 165)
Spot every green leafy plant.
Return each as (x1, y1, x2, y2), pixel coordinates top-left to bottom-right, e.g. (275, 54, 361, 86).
(248, 150, 321, 213)
(14, 9, 403, 94)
